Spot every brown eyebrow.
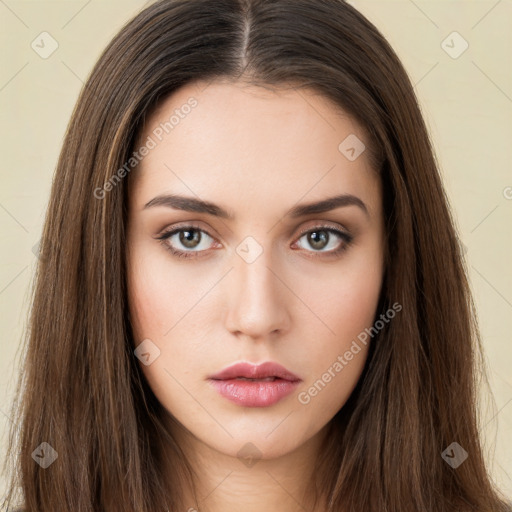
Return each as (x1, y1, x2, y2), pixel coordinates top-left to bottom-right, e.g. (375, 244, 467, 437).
(143, 193, 369, 218)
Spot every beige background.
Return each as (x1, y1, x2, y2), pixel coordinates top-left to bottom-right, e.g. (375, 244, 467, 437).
(0, 0, 511, 502)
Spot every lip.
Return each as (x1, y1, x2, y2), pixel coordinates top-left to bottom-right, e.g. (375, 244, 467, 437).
(208, 362, 302, 407)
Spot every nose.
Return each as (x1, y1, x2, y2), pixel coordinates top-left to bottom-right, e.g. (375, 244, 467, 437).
(223, 247, 291, 340)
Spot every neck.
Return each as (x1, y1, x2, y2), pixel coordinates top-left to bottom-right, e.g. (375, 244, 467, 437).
(162, 416, 331, 512)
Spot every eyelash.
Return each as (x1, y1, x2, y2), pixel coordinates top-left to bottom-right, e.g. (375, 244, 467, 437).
(155, 223, 353, 260)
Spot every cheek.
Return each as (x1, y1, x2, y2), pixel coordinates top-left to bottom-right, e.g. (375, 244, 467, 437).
(128, 276, 170, 341)
(332, 263, 383, 335)
(127, 256, 202, 414)
(127, 248, 211, 388)
(127, 245, 191, 342)
(293, 243, 383, 413)
(302, 245, 384, 348)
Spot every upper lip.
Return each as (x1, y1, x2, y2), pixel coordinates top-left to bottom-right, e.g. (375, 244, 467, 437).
(208, 362, 301, 382)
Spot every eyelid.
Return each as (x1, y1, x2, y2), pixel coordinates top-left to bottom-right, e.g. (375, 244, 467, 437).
(154, 221, 219, 250)
(155, 221, 353, 258)
(295, 220, 351, 238)
(156, 219, 350, 240)
(156, 221, 213, 238)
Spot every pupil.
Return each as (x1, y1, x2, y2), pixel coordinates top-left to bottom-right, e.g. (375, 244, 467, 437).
(309, 231, 328, 250)
(180, 229, 200, 248)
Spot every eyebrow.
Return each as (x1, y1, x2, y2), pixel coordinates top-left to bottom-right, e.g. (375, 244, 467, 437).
(143, 193, 369, 219)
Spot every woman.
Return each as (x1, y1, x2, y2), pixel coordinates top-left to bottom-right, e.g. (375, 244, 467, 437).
(2, 0, 510, 511)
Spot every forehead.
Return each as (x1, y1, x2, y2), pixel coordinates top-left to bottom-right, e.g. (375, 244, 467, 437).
(129, 80, 380, 217)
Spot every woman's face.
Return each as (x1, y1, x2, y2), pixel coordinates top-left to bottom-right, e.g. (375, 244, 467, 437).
(126, 79, 384, 460)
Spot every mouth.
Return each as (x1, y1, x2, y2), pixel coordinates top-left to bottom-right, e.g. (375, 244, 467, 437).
(208, 362, 302, 407)
(208, 361, 301, 382)
(230, 376, 280, 381)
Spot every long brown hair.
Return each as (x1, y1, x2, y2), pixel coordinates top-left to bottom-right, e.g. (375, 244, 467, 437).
(2, 0, 510, 510)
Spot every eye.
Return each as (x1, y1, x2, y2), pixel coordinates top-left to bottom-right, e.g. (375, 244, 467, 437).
(293, 225, 353, 256)
(155, 223, 353, 260)
(156, 224, 216, 259)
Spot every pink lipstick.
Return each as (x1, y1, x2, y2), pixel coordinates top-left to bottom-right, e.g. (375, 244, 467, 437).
(208, 362, 301, 407)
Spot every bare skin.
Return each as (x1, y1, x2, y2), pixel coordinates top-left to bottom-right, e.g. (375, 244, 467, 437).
(126, 79, 385, 512)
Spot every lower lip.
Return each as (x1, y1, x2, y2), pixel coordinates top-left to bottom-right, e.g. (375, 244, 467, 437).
(209, 378, 300, 407)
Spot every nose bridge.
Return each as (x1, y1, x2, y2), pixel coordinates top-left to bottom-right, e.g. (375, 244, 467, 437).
(224, 238, 289, 337)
